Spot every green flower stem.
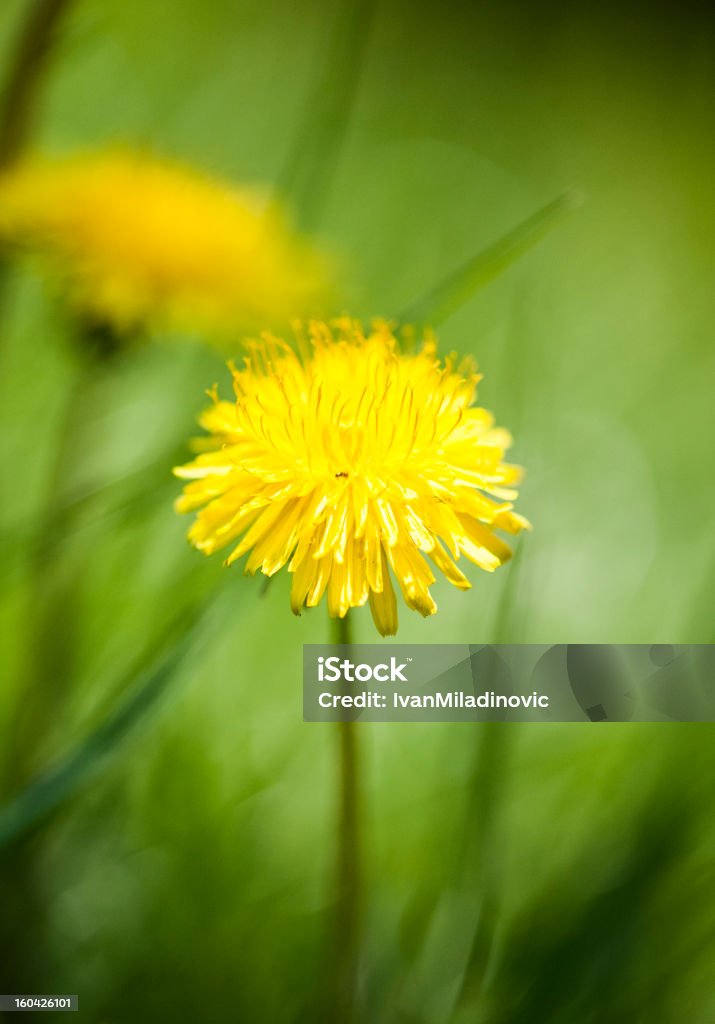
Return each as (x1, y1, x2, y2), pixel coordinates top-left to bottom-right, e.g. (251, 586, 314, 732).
(330, 611, 363, 1023)
(0, 0, 75, 169)
(0, 0, 76, 348)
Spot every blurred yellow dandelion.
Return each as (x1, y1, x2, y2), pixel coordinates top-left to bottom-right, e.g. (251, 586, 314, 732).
(174, 319, 529, 635)
(0, 149, 331, 338)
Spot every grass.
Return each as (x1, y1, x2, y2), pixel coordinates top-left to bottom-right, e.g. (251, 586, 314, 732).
(0, 0, 713, 1021)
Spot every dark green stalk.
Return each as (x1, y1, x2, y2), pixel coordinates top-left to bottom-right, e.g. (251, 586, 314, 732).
(0, 0, 75, 169)
(0, 0, 76, 351)
(329, 611, 363, 1023)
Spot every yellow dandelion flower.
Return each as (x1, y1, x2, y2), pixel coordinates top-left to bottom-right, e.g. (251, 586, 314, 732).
(0, 149, 331, 339)
(174, 319, 529, 636)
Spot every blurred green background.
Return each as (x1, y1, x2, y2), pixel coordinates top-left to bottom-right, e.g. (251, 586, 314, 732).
(0, 0, 713, 1021)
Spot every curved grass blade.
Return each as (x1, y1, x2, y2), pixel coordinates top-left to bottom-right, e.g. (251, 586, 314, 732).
(0, 587, 230, 848)
(0, 448, 185, 584)
(398, 190, 582, 328)
(276, 0, 376, 230)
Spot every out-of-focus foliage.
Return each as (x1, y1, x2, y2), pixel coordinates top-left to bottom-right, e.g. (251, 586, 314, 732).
(0, 1, 713, 1022)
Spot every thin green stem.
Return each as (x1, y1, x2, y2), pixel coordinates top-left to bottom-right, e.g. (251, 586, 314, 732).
(334, 611, 353, 649)
(0, 0, 75, 169)
(0, 0, 76, 357)
(329, 611, 362, 1023)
